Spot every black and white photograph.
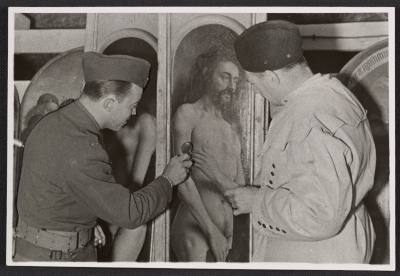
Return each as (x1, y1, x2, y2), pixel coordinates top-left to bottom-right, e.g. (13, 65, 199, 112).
(7, 6, 395, 270)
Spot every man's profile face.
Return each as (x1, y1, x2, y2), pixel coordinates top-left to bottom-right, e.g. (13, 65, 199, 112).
(208, 61, 240, 110)
(107, 84, 143, 131)
(245, 70, 280, 105)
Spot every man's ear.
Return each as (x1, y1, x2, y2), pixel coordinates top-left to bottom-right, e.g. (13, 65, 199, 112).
(103, 96, 116, 112)
(266, 70, 281, 85)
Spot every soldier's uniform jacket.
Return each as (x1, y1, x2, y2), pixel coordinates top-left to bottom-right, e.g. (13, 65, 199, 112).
(17, 100, 171, 232)
(252, 74, 376, 263)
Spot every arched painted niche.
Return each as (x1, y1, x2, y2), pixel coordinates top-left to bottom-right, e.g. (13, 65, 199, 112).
(102, 36, 158, 117)
(171, 15, 246, 53)
(98, 36, 158, 263)
(170, 22, 252, 262)
(14, 86, 21, 229)
(97, 28, 158, 54)
(20, 47, 85, 141)
(338, 39, 389, 264)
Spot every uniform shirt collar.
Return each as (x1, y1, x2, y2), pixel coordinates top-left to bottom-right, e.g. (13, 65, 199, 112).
(280, 73, 328, 105)
(74, 99, 102, 132)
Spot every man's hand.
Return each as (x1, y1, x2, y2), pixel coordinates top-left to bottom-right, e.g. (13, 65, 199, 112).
(94, 224, 106, 248)
(207, 226, 229, 262)
(162, 153, 193, 186)
(192, 146, 223, 182)
(224, 187, 259, 215)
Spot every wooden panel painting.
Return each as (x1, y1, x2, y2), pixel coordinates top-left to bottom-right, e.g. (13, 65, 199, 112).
(170, 23, 251, 262)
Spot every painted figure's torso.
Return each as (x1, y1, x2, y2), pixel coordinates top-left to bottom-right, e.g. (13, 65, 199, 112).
(103, 116, 140, 185)
(190, 106, 238, 236)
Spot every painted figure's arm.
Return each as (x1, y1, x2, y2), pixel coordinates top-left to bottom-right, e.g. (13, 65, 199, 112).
(193, 132, 244, 193)
(131, 113, 157, 187)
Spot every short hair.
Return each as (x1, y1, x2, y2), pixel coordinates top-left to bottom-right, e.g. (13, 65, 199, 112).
(185, 46, 241, 103)
(82, 80, 134, 102)
(280, 56, 309, 72)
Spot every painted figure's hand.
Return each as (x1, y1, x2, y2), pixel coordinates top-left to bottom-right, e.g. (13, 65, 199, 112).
(192, 146, 223, 182)
(94, 224, 106, 248)
(163, 153, 193, 186)
(225, 187, 259, 215)
(207, 226, 229, 262)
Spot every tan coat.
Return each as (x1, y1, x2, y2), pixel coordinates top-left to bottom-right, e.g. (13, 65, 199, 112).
(252, 74, 376, 263)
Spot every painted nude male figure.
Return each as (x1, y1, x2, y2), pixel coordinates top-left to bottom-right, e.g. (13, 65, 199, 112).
(101, 97, 156, 262)
(171, 48, 245, 262)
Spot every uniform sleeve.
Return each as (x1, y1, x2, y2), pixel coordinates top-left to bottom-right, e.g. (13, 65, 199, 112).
(252, 126, 354, 242)
(65, 155, 172, 229)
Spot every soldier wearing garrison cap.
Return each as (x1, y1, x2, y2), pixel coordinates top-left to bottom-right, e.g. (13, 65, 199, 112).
(226, 20, 376, 263)
(14, 52, 193, 262)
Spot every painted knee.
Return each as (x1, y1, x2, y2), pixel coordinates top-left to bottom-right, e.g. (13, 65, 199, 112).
(171, 234, 198, 259)
(183, 235, 197, 252)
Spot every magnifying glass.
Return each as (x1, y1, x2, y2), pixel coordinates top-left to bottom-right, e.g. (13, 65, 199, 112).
(181, 142, 193, 156)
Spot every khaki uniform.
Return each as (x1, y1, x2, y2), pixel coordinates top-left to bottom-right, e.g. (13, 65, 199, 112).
(16, 100, 171, 261)
(252, 74, 376, 263)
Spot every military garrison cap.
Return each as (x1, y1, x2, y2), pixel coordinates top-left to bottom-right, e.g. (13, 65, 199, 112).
(83, 52, 151, 88)
(234, 20, 303, 72)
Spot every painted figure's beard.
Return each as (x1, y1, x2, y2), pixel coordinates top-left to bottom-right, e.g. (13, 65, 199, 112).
(212, 88, 233, 111)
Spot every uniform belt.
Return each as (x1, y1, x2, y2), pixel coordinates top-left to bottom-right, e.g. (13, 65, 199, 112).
(15, 219, 93, 253)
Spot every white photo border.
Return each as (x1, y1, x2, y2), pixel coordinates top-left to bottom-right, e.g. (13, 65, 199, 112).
(7, 6, 396, 271)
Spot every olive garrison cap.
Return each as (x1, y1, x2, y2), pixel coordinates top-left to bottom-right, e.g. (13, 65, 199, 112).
(234, 20, 303, 72)
(83, 52, 151, 88)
